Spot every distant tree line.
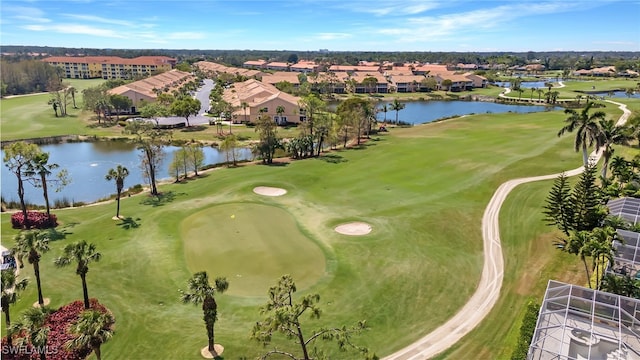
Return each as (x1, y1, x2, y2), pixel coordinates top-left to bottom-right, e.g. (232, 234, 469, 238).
(0, 59, 60, 96)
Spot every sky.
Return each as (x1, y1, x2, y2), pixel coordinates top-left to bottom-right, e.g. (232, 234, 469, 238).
(1, 0, 639, 52)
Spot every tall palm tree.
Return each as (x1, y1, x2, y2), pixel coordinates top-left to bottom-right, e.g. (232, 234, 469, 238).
(555, 231, 593, 288)
(537, 89, 544, 102)
(1, 271, 29, 347)
(390, 99, 405, 124)
(598, 119, 632, 178)
(588, 227, 616, 289)
(241, 101, 248, 123)
(13, 230, 50, 307)
(54, 240, 102, 309)
(66, 309, 115, 360)
(11, 307, 52, 360)
(557, 102, 606, 166)
(380, 104, 388, 123)
(180, 271, 229, 355)
(105, 165, 129, 219)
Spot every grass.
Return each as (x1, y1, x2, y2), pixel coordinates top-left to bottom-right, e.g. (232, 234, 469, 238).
(1, 107, 603, 359)
(0, 79, 637, 359)
(180, 202, 327, 297)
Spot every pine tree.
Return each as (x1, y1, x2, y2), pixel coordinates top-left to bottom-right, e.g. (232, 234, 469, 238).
(571, 163, 605, 231)
(543, 172, 574, 235)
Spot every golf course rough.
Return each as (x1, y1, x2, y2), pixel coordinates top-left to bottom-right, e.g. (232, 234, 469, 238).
(180, 203, 326, 296)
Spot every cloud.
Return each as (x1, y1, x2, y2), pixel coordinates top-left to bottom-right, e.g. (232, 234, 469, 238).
(62, 14, 136, 27)
(21, 24, 126, 38)
(3, 5, 51, 23)
(315, 32, 352, 40)
(376, 1, 586, 43)
(337, 0, 442, 16)
(166, 32, 206, 40)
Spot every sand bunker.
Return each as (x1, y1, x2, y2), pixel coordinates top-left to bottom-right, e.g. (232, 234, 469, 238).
(334, 222, 372, 235)
(253, 186, 287, 196)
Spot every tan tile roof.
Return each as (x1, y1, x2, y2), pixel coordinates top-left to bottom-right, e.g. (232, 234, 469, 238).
(42, 55, 175, 66)
(328, 65, 380, 72)
(350, 72, 387, 83)
(413, 64, 449, 74)
(243, 60, 268, 66)
(390, 75, 426, 83)
(107, 69, 194, 99)
(261, 72, 301, 85)
(222, 79, 300, 115)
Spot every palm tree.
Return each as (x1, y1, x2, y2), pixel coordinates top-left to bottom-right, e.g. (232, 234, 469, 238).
(69, 86, 77, 109)
(276, 105, 285, 125)
(598, 119, 632, 178)
(588, 227, 616, 289)
(390, 99, 405, 124)
(13, 230, 50, 307)
(380, 104, 388, 123)
(180, 271, 229, 355)
(66, 309, 115, 360)
(11, 307, 52, 360)
(105, 165, 129, 219)
(555, 231, 593, 288)
(536, 89, 544, 102)
(54, 240, 102, 309)
(557, 101, 606, 166)
(1, 271, 29, 347)
(241, 101, 248, 123)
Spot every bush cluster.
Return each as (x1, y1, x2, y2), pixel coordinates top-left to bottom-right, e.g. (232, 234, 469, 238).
(1, 299, 111, 360)
(10, 211, 58, 229)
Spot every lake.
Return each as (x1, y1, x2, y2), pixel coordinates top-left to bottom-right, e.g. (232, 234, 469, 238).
(1, 142, 253, 206)
(375, 100, 556, 124)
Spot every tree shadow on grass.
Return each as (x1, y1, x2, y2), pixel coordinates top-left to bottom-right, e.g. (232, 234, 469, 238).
(116, 217, 141, 230)
(139, 191, 181, 207)
(181, 125, 207, 132)
(43, 227, 71, 241)
(316, 154, 348, 164)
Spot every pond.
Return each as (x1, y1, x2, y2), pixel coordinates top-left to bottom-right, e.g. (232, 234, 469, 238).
(590, 90, 640, 99)
(1, 141, 253, 206)
(492, 80, 560, 89)
(375, 100, 557, 124)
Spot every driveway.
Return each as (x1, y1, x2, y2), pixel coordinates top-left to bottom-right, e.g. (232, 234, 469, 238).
(148, 78, 214, 127)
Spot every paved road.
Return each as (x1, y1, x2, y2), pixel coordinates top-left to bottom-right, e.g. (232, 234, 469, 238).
(383, 100, 631, 360)
(146, 78, 214, 126)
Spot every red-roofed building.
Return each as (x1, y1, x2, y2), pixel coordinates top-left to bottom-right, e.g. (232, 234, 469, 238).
(42, 56, 176, 79)
(222, 79, 302, 124)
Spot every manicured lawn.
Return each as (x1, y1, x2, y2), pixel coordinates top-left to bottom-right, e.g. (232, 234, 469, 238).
(2, 107, 605, 359)
(181, 203, 327, 296)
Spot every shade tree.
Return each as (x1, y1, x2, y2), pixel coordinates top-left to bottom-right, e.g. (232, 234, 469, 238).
(3, 141, 43, 229)
(25, 151, 70, 222)
(124, 120, 170, 196)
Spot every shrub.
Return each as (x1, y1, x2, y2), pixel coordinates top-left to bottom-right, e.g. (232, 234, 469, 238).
(511, 301, 541, 360)
(10, 211, 58, 229)
(1, 299, 112, 360)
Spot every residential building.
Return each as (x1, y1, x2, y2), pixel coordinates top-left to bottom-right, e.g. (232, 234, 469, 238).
(265, 62, 290, 71)
(463, 72, 488, 88)
(528, 280, 640, 360)
(42, 56, 176, 79)
(328, 65, 381, 73)
(194, 61, 262, 79)
(389, 74, 428, 93)
(261, 71, 301, 88)
(107, 69, 195, 110)
(221, 79, 302, 124)
(290, 61, 320, 73)
(243, 60, 268, 69)
(350, 72, 388, 93)
(433, 73, 474, 91)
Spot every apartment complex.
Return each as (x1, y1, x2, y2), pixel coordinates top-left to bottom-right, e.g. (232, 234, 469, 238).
(107, 69, 195, 109)
(42, 56, 176, 79)
(221, 79, 302, 125)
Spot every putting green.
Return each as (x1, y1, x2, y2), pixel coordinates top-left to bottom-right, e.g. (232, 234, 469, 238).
(181, 203, 327, 297)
